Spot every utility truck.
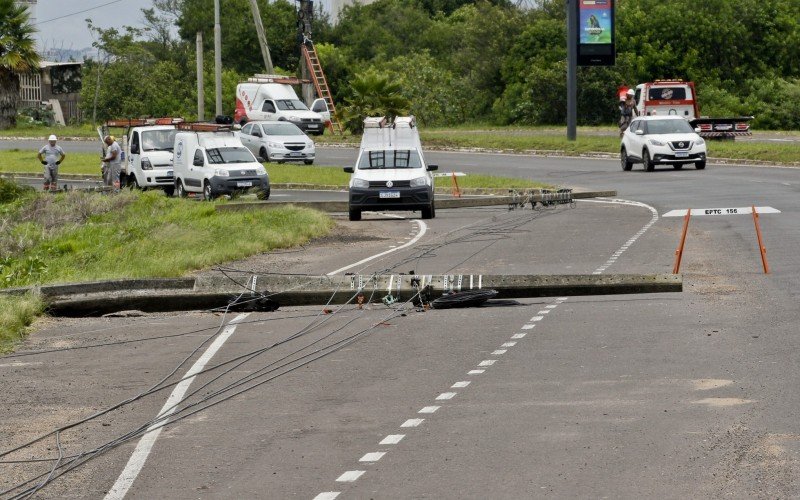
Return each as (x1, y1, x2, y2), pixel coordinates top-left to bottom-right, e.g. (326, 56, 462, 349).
(627, 80, 753, 139)
(172, 122, 269, 201)
(98, 118, 183, 196)
(344, 116, 438, 221)
(234, 74, 327, 135)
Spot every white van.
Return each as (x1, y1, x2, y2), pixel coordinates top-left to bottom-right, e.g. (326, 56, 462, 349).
(234, 75, 326, 135)
(343, 116, 438, 221)
(173, 125, 269, 200)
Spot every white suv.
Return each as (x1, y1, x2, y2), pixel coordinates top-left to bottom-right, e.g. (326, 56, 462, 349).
(621, 116, 707, 171)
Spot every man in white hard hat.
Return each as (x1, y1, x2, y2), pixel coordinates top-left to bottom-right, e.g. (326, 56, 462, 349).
(37, 134, 66, 192)
(619, 88, 639, 137)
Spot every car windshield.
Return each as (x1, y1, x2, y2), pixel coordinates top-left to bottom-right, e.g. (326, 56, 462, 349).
(275, 99, 309, 111)
(646, 119, 695, 134)
(263, 123, 303, 136)
(141, 129, 178, 151)
(206, 147, 256, 164)
(357, 149, 423, 170)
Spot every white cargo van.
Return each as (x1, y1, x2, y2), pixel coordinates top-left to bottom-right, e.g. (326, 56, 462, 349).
(343, 116, 438, 221)
(173, 124, 269, 201)
(99, 118, 182, 196)
(234, 75, 326, 135)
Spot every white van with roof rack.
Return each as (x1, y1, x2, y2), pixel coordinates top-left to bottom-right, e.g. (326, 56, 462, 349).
(173, 123, 269, 201)
(343, 116, 438, 221)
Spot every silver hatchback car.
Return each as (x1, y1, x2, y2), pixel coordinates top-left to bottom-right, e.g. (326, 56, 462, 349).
(237, 121, 316, 165)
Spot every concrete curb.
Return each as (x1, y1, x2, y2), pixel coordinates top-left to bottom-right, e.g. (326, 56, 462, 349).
(215, 190, 618, 213)
(1, 273, 681, 316)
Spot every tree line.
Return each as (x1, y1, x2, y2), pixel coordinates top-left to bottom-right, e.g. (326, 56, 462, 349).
(66, 0, 800, 130)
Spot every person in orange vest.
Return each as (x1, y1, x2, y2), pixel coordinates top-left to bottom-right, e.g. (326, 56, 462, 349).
(619, 89, 639, 137)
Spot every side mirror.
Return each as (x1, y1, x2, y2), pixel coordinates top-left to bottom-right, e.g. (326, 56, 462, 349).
(635, 129, 644, 135)
(343, 166, 354, 173)
(427, 164, 439, 171)
(130, 144, 139, 155)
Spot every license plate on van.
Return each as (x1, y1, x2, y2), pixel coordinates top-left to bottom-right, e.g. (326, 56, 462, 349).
(307, 124, 319, 129)
(237, 181, 253, 187)
(379, 191, 400, 199)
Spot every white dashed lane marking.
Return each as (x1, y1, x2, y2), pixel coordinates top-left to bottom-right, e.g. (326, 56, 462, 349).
(359, 452, 386, 463)
(478, 360, 496, 367)
(492, 349, 507, 355)
(468, 369, 485, 375)
(313, 492, 340, 500)
(380, 434, 405, 445)
(336, 471, 365, 482)
(401, 419, 425, 428)
(451, 381, 471, 388)
(418, 406, 440, 414)
(511, 333, 526, 339)
(436, 392, 457, 400)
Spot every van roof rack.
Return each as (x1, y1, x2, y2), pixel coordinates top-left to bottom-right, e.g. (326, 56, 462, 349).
(245, 74, 310, 85)
(393, 116, 415, 128)
(176, 122, 233, 132)
(363, 116, 387, 128)
(104, 117, 184, 127)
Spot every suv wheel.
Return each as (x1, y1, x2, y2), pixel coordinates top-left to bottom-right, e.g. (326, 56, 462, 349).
(695, 160, 706, 170)
(176, 179, 187, 198)
(349, 207, 361, 221)
(620, 147, 633, 171)
(643, 149, 655, 171)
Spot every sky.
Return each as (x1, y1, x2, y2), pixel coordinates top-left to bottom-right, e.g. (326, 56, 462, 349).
(31, 0, 336, 53)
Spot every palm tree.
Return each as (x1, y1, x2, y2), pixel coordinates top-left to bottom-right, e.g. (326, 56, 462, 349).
(0, 0, 40, 129)
(340, 70, 410, 134)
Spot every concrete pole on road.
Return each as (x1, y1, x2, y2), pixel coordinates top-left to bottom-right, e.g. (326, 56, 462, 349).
(196, 32, 204, 121)
(214, 0, 223, 118)
(566, 0, 577, 141)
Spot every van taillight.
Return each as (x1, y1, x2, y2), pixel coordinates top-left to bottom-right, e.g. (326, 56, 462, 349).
(735, 123, 749, 131)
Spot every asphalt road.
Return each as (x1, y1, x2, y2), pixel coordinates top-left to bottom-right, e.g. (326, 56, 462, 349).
(2, 144, 800, 498)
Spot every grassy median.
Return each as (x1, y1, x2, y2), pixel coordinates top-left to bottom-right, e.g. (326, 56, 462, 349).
(0, 180, 334, 351)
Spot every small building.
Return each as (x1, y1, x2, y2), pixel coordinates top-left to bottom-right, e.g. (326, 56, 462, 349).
(18, 61, 83, 125)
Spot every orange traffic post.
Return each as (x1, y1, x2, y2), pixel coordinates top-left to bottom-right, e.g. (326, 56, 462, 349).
(752, 205, 770, 274)
(451, 172, 461, 198)
(673, 209, 691, 274)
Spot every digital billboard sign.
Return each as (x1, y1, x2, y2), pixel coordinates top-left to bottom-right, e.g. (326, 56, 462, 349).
(577, 0, 615, 66)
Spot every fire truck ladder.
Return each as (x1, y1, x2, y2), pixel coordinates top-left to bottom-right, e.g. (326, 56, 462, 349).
(301, 41, 343, 134)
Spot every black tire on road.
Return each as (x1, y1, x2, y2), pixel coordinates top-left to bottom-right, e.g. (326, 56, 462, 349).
(696, 160, 706, 170)
(260, 147, 271, 163)
(620, 147, 633, 171)
(176, 179, 187, 198)
(349, 208, 361, 221)
(203, 180, 214, 201)
(644, 149, 655, 171)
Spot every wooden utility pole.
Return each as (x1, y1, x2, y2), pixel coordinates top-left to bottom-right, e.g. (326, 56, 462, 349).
(248, 0, 274, 74)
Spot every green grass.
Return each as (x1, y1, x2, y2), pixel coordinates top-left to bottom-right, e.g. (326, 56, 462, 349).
(0, 293, 43, 353)
(0, 150, 102, 175)
(0, 185, 334, 350)
(0, 123, 98, 138)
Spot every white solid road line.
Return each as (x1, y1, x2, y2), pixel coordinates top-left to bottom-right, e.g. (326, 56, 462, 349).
(105, 314, 250, 500)
(326, 218, 427, 276)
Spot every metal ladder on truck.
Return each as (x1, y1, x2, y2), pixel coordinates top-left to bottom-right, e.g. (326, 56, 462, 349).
(301, 40, 343, 134)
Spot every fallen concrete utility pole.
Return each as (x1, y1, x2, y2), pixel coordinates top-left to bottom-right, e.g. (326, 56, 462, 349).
(3, 274, 681, 316)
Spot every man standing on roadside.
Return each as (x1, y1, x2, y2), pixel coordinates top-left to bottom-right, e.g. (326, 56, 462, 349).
(37, 134, 65, 192)
(102, 135, 122, 192)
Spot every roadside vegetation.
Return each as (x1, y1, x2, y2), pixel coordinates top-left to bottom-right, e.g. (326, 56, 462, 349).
(0, 178, 333, 349)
